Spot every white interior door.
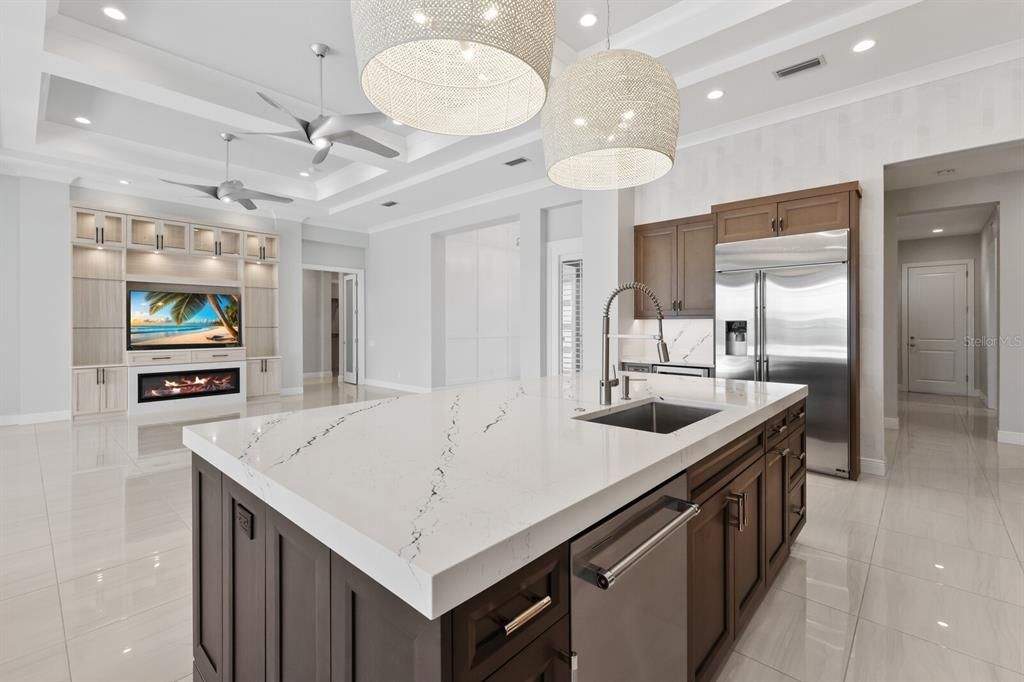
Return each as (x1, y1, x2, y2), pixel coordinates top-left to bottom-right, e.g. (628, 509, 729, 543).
(906, 263, 968, 395)
(342, 274, 358, 385)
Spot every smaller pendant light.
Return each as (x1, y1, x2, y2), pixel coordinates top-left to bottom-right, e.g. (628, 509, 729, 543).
(542, 2, 680, 190)
(351, 0, 557, 136)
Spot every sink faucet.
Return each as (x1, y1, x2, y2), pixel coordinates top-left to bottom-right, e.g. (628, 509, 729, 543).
(600, 282, 670, 405)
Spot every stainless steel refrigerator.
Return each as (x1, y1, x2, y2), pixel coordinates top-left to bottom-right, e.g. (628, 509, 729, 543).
(715, 229, 851, 478)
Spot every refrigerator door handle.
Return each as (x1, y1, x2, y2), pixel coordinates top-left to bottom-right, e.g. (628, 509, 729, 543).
(760, 273, 768, 382)
(753, 272, 761, 381)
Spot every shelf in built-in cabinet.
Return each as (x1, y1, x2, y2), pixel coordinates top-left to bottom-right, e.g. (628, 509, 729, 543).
(124, 274, 242, 288)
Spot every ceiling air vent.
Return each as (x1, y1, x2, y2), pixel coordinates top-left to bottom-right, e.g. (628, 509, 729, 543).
(381, 200, 398, 207)
(504, 157, 529, 167)
(774, 55, 826, 79)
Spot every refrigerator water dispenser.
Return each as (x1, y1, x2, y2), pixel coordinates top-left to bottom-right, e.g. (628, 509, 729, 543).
(725, 321, 747, 356)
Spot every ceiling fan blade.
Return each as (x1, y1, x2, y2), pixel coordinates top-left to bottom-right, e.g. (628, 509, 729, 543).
(323, 131, 400, 159)
(237, 129, 311, 143)
(161, 179, 219, 198)
(230, 188, 294, 204)
(309, 113, 386, 139)
(236, 198, 259, 211)
(311, 143, 332, 165)
(257, 92, 310, 133)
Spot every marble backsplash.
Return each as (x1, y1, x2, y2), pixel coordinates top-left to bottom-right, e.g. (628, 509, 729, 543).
(619, 317, 715, 366)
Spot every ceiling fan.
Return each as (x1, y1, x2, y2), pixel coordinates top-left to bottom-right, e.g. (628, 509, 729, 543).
(245, 42, 400, 165)
(161, 133, 293, 211)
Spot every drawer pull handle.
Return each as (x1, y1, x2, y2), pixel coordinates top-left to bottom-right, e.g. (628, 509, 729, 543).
(151, 356, 172, 360)
(773, 423, 789, 435)
(727, 492, 747, 532)
(791, 505, 807, 516)
(583, 496, 700, 590)
(504, 595, 552, 636)
(212, 354, 228, 358)
(796, 411, 806, 419)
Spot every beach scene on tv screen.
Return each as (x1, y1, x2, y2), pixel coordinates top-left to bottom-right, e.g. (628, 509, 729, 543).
(129, 290, 241, 347)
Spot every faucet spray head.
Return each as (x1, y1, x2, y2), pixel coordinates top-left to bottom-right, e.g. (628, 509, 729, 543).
(657, 340, 670, 363)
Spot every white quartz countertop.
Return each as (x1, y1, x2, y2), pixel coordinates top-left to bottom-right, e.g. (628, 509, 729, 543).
(183, 374, 806, 619)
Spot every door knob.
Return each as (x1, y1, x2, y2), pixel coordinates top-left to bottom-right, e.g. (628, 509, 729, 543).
(909, 343, 916, 348)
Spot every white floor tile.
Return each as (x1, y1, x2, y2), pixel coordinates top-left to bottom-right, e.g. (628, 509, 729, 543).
(0, 544, 57, 600)
(774, 544, 869, 615)
(789, 513, 878, 563)
(0, 643, 70, 682)
(0, 586, 65, 665)
(716, 651, 798, 682)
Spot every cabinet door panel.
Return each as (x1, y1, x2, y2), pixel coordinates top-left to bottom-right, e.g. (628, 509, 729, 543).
(731, 457, 766, 635)
(678, 221, 715, 316)
(73, 209, 99, 243)
(764, 446, 788, 586)
(246, 360, 263, 398)
(72, 369, 101, 416)
(100, 214, 125, 246)
(222, 477, 266, 682)
(101, 367, 127, 413)
(193, 454, 223, 682)
(162, 222, 189, 252)
(484, 616, 570, 682)
(263, 359, 281, 395)
(331, 553, 442, 682)
(778, 192, 849, 236)
(634, 224, 676, 318)
(129, 217, 158, 249)
(716, 203, 776, 243)
(73, 279, 123, 327)
(688, 485, 733, 682)
(788, 473, 807, 544)
(266, 507, 331, 682)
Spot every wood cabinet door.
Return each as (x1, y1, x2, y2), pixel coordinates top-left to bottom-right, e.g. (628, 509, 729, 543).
(716, 203, 776, 243)
(72, 368, 101, 416)
(687, 484, 734, 682)
(788, 472, 807, 544)
(730, 457, 766, 635)
(222, 477, 266, 682)
(73, 209, 100, 244)
(246, 360, 264, 398)
(777, 191, 850, 236)
(764, 445, 789, 586)
(193, 454, 224, 682)
(331, 553, 443, 682)
(192, 226, 218, 255)
(101, 367, 127, 413)
(266, 507, 331, 682)
(634, 224, 676, 318)
(676, 220, 715, 316)
(128, 217, 159, 250)
(99, 213, 125, 247)
(263, 359, 282, 395)
(485, 617, 570, 682)
(218, 228, 244, 259)
(161, 222, 190, 253)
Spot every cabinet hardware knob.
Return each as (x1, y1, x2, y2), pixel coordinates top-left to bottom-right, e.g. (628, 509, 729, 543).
(504, 594, 552, 636)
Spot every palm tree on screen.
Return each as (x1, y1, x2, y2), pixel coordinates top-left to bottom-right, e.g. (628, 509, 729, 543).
(145, 292, 240, 341)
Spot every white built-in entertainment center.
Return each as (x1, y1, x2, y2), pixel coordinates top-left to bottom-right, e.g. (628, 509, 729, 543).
(70, 206, 281, 418)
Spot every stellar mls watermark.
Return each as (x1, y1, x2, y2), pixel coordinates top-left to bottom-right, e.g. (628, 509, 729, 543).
(964, 335, 1023, 347)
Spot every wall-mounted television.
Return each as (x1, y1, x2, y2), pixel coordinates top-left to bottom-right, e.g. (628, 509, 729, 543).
(128, 287, 242, 350)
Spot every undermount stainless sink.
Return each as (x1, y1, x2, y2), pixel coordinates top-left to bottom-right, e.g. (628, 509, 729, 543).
(578, 401, 722, 434)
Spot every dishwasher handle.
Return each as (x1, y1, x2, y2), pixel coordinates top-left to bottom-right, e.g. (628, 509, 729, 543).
(586, 497, 700, 590)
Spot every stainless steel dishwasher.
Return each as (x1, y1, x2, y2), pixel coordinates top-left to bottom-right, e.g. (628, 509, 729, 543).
(570, 473, 699, 681)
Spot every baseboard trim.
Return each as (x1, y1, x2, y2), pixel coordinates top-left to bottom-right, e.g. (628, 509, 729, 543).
(860, 457, 887, 477)
(0, 409, 72, 426)
(362, 378, 431, 394)
(303, 371, 333, 379)
(884, 417, 900, 430)
(280, 387, 304, 396)
(998, 430, 1024, 445)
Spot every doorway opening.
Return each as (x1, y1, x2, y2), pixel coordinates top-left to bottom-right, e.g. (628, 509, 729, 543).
(302, 265, 364, 386)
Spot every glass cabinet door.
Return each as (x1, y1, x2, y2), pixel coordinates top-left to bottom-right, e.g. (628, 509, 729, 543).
(245, 233, 262, 259)
(161, 222, 189, 253)
(218, 228, 243, 258)
(99, 214, 124, 247)
(263, 235, 278, 261)
(129, 217, 158, 250)
(192, 226, 217, 255)
(73, 209, 99, 244)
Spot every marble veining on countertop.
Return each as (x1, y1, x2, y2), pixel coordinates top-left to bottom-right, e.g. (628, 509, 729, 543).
(183, 374, 805, 619)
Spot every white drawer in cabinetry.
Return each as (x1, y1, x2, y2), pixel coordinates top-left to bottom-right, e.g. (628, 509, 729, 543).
(128, 351, 191, 366)
(191, 349, 246, 362)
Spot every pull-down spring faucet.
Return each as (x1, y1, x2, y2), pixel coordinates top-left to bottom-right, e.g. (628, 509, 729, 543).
(600, 282, 670, 405)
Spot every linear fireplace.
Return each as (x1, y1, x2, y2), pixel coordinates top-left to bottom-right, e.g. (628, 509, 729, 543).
(138, 367, 241, 404)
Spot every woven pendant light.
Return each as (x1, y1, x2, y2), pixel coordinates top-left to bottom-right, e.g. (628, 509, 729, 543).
(542, 3, 679, 191)
(351, 0, 556, 136)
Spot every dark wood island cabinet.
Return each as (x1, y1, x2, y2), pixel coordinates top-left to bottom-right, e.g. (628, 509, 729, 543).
(191, 399, 806, 682)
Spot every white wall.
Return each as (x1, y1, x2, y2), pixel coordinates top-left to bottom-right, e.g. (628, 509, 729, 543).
(884, 171, 1023, 441)
(302, 270, 324, 374)
(980, 208, 1000, 408)
(444, 223, 521, 385)
(302, 240, 365, 270)
(895, 233, 983, 388)
(0, 176, 71, 423)
(634, 59, 1024, 468)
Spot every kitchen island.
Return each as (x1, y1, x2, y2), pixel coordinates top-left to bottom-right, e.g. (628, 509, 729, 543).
(185, 374, 808, 682)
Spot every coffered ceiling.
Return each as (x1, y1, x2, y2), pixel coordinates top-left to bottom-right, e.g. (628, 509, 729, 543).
(1, 0, 1021, 233)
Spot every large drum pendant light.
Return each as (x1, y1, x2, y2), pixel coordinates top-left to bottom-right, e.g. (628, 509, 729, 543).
(351, 0, 556, 136)
(542, 4, 679, 190)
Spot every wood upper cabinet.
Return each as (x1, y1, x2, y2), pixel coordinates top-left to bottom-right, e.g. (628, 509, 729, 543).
(245, 233, 279, 262)
(634, 223, 676, 318)
(715, 203, 776, 243)
(193, 226, 243, 259)
(72, 208, 125, 248)
(712, 182, 860, 244)
(634, 215, 715, 319)
(128, 216, 188, 253)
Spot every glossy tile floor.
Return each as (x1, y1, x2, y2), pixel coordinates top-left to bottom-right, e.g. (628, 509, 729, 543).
(716, 392, 1024, 682)
(0, 378, 401, 682)
(2, 388, 1020, 681)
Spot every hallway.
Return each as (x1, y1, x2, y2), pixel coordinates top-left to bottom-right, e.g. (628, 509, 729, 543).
(717, 392, 1024, 681)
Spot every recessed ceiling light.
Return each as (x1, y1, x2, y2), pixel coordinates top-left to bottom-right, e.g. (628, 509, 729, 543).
(74, 116, 91, 125)
(103, 6, 126, 21)
(706, 89, 725, 100)
(853, 39, 876, 53)
(221, 197, 232, 203)
(932, 228, 944, 233)
(579, 13, 598, 27)
(119, 179, 130, 185)
(937, 621, 949, 628)
(299, 171, 310, 177)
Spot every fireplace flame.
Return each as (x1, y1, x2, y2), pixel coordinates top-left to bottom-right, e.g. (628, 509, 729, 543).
(142, 371, 238, 401)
